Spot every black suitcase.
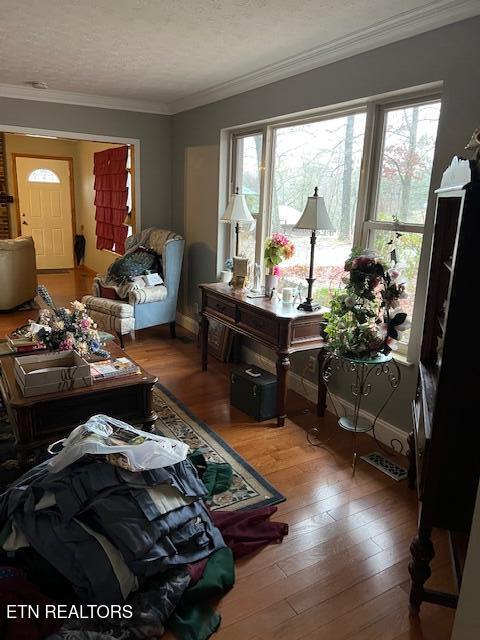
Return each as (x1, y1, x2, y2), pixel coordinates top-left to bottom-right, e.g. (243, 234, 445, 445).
(230, 365, 277, 421)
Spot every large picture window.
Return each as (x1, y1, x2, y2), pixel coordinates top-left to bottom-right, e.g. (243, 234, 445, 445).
(228, 93, 441, 358)
(271, 112, 366, 306)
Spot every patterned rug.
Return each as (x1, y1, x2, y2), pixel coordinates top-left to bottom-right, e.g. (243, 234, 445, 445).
(0, 383, 284, 510)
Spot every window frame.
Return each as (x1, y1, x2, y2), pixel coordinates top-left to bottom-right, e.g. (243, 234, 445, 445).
(227, 88, 442, 362)
(229, 128, 267, 266)
(360, 95, 442, 357)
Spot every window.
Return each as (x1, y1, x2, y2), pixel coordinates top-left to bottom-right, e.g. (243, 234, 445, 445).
(363, 100, 441, 345)
(271, 112, 366, 306)
(231, 132, 264, 266)
(28, 168, 60, 183)
(227, 94, 441, 358)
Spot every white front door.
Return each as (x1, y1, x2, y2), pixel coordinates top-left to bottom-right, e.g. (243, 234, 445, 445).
(15, 157, 74, 269)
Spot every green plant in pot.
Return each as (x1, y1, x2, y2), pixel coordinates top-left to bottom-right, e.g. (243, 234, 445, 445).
(324, 248, 410, 359)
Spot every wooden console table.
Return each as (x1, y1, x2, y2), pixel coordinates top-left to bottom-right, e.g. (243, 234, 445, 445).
(199, 283, 327, 427)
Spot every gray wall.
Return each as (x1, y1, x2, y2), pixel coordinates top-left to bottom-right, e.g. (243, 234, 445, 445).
(0, 97, 172, 230)
(171, 16, 480, 433)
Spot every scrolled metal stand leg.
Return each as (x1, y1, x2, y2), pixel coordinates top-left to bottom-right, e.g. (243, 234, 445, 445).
(351, 365, 365, 475)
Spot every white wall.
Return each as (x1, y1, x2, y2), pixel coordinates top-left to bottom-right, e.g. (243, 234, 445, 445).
(452, 481, 480, 640)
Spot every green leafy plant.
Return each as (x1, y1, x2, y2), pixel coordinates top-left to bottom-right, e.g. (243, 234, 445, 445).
(324, 248, 410, 359)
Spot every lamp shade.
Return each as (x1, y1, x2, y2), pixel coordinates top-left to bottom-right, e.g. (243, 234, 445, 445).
(221, 187, 254, 224)
(295, 188, 334, 231)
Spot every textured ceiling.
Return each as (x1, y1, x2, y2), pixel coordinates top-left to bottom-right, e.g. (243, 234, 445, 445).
(0, 0, 476, 111)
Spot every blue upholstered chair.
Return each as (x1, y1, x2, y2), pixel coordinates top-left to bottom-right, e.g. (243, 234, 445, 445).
(83, 228, 184, 347)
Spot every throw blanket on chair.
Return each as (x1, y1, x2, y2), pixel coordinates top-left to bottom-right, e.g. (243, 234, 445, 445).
(94, 229, 182, 301)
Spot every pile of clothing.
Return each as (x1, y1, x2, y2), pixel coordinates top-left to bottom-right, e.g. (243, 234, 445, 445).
(0, 415, 288, 640)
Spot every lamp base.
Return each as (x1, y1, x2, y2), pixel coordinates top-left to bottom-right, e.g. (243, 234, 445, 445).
(297, 300, 322, 312)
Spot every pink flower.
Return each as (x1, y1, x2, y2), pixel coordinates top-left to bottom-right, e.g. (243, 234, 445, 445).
(80, 318, 91, 330)
(59, 338, 75, 351)
(271, 232, 289, 247)
(273, 265, 281, 276)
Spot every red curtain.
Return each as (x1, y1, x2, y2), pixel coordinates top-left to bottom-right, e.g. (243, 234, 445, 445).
(94, 146, 129, 254)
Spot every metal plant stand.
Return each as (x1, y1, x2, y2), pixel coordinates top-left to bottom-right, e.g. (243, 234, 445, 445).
(308, 351, 401, 473)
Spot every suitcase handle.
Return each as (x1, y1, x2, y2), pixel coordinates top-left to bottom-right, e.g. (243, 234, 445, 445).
(245, 368, 261, 378)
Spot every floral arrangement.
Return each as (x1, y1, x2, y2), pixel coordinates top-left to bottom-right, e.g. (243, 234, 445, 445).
(264, 233, 295, 274)
(34, 286, 108, 357)
(324, 248, 410, 359)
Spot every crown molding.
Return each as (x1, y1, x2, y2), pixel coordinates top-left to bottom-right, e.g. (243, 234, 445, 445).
(168, 0, 480, 114)
(0, 1, 478, 116)
(0, 83, 169, 115)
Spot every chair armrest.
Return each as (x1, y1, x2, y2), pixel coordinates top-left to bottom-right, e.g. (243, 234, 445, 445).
(82, 295, 134, 318)
(128, 285, 168, 305)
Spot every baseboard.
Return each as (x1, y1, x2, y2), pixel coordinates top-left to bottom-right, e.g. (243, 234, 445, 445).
(170, 315, 409, 454)
(176, 311, 198, 335)
(243, 346, 409, 454)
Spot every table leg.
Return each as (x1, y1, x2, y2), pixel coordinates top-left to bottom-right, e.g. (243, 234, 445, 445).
(317, 348, 327, 416)
(409, 527, 434, 615)
(276, 353, 290, 427)
(200, 314, 209, 371)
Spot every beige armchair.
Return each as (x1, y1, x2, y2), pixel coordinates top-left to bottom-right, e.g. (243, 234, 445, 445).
(0, 237, 38, 311)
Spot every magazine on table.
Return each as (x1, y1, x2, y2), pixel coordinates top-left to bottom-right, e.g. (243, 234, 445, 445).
(89, 356, 140, 380)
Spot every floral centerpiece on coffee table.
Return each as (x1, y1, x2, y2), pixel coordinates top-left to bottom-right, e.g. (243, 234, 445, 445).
(33, 286, 108, 357)
(264, 232, 295, 295)
(324, 248, 410, 359)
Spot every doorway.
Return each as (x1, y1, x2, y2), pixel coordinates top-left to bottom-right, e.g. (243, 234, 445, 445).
(14, 155, 75, 269)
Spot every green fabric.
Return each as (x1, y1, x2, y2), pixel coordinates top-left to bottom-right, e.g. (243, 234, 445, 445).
(188, 450, 233, 498)
(202, 463, 233, 497)
(169, 547, 235, 640)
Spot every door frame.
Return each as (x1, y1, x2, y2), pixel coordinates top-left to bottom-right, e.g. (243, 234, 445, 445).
(12, 153, 77, 268)
(0, 124, 141, 238)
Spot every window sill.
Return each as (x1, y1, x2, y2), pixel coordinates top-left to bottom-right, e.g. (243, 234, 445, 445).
(393, 351, 417, 368)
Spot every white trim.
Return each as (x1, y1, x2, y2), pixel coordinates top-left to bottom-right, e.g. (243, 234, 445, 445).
(0, 83, 169, 115)
(243, 345, 409, 453)
(168, 0, 479, 113)
(0, 123, 142, 231)
(176, 311, 199, 335)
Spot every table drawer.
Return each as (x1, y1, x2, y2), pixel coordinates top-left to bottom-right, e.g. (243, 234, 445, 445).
(237, 309, 278, 343)
(205, 295, 237, 320)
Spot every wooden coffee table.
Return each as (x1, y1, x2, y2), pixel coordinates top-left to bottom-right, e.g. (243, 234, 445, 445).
(0, 344, 158, 467)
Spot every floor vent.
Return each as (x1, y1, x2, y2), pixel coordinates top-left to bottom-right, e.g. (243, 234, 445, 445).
(360, 451, 407, 481)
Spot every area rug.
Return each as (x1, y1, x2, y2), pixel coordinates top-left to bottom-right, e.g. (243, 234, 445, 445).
(0, 384, 285, 511)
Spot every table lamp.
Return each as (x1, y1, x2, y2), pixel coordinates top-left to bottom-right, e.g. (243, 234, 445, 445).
(295, 187, 334, 312)
(220, 187, 254, 256)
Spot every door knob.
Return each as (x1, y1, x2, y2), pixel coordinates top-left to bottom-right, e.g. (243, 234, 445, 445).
(22, 220, 29, 225)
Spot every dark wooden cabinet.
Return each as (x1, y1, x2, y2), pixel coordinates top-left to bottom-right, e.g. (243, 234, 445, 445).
(408, 157, 480, 613)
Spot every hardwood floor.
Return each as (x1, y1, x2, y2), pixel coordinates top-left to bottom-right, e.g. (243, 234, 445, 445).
(0, 270, 456, 639)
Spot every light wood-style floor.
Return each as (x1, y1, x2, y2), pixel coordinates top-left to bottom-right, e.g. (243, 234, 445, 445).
(0, 269, 456, 640)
